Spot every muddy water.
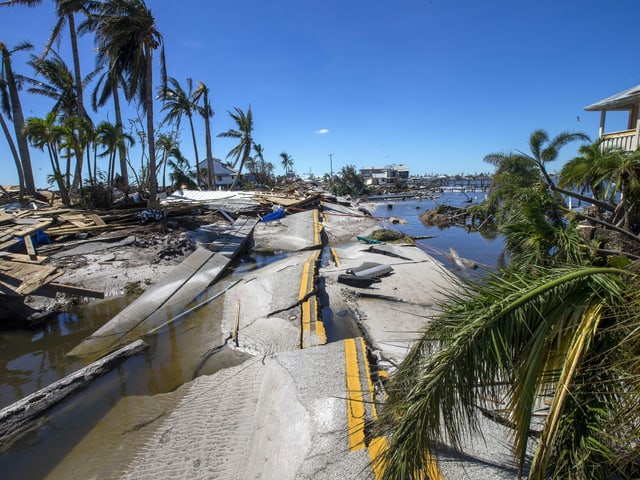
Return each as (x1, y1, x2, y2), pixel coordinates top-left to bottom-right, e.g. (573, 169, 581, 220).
(0, 268, 252, 479)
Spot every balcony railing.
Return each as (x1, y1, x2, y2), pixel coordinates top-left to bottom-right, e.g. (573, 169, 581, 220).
(601, 130, 638, 152)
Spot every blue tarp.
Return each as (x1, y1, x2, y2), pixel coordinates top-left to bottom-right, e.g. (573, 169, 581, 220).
(10, 229, 51, 251)
(261, 207, 285, 222)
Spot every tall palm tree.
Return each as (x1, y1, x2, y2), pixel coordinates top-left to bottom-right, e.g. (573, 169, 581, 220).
(1, 0, 94, 118)
(0, 40, 38, 197)
(91, 0, 166, 204)
(159, 77, 201, 188)
(217, 106, 253, 190)
(193, 80, 215, 189)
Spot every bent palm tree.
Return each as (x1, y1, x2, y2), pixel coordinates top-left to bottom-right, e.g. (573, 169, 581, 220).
(217, 106, 253, 190)
(377, 264, 640, 480)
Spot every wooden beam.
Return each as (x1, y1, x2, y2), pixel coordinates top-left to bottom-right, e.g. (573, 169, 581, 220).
(0, 339, 147, 441)
(35, 282, 105, 299)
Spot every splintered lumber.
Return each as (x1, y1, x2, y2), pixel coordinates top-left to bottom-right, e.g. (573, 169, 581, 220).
(0, 252, 47, 264)
(0, 218, 53, 250)
(68, 216, 258, 360)
(0, 260, 61, 295)
(34, 282, 104, 299)
(0, 339, 147, 443)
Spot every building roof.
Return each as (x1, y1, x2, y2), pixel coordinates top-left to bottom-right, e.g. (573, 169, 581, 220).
(196, 158, 236, 176)
(584, 84, 640, 112)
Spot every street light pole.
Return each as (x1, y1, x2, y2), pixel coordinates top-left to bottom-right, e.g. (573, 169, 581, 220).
(329, 153, 333, 178)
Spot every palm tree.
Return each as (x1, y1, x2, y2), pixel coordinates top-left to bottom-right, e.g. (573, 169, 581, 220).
(193, 80, 215, 189)
(91, 0, 166, 204)
(1, 0, 94, 117)
(95, 120, 134, 201)
(280, 151, 294, 175)
(24, 112, 70, 205)
(376, 130, 640, 480)
(377, 265, 640, 480)
(0, 40, 38, 197)
(217, 106, 253, 190)
(155, 131, 178, 193)
(159, 77, 201, 188)
(28, 50, 96, 194)
(166, 144, 196, 190)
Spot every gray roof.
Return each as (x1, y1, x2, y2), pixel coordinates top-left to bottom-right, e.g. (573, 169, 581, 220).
(196, 158, 236, 176)
(584, 83, 640, 111)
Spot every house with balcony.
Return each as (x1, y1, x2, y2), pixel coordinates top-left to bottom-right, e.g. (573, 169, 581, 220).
(585, 84, 640, 152)
(359, 164, 409, 185)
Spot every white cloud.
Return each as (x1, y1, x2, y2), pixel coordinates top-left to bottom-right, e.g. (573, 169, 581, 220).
(314, 128, 330, 135)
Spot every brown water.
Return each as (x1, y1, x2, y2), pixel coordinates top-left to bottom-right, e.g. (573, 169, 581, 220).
(0, 274, 251, 480)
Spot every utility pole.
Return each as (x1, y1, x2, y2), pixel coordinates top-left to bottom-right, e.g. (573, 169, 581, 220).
(329, 153, 333, 178)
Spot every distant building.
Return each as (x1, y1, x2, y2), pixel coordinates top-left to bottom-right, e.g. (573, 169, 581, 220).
(196, 158, 237, 188)
(359, 164, 409, 185)
(585, 84, 640, 152)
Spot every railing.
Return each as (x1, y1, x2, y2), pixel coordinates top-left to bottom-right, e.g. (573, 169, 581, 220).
(601, 130, 638, 152)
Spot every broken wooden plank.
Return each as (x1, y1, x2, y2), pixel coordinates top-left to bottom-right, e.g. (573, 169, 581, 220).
(89, 213, 106, 226)
(34, 282, 104, 299)
(0, 252, 48, 264)
(24, 233, 37, 260)
(0, 219, 53, 250)
(0, 260, 60, 295)
(0, 339, 147, 443)
(15, 267, 62, 296)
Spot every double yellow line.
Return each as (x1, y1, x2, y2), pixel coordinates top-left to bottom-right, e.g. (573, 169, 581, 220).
(344, 337, 442, 480)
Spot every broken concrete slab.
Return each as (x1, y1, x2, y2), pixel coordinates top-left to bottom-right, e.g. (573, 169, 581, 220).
(68, 217, 257, 360)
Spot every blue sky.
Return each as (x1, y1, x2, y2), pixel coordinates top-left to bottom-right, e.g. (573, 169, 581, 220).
(1, 0, 639, 188)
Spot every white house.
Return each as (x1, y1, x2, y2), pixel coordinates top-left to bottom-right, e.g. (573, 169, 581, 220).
(359, 164, 410, 185)
(196, 158, 237, 189)
(585, 84, 640, 152)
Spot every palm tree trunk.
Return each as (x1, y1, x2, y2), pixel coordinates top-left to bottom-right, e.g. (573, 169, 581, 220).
(204, 104, 215, 190)
(2, 47, 37, 197)
(230, 145, 251, 190)
(187, 115, 201, 189)
(145, 45, 158, 205)
(67, 13, 87, 120)
(112, 84, 129, 187)
(0, 110, 25, 198)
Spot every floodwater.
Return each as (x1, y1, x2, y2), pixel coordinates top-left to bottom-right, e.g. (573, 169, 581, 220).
(0, 193, 505, 478)
(369, 192, 506, 272)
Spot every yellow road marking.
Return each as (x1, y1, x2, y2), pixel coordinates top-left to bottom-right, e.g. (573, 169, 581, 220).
(369, 436, 389, 479)
(344, 338, 366, 450)
(313, 208, 322, 246)
(330, 247, 340, 266)
(302, 299, 311, 336)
